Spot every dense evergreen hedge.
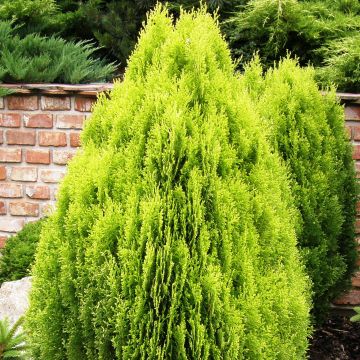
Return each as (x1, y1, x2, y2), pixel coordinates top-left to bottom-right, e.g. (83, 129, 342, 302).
(242, 58, 357, 322)
(26, 6, 311, 359)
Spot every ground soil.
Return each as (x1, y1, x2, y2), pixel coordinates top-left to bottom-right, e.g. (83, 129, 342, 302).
(308, 313, 360, 359)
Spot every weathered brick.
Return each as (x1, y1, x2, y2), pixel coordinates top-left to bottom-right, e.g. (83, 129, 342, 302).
(0, 236, 7, 248)
(53, 150, 76, 165)
(352, 272, 360, 288)
(56, 114, 85, 129)
(11, 167, 37, 182)
(351, 125, 360, 141)
(0, 218, 24, 232)
(356, 219, 360, 234)
(0, 113, 21, 127)
(353, 145, 360, 160)
(24, 113, 53, 128)
(41, 96, 71, 111)
(74, 96, 96, 112)
(0, 148, 21, 162)
(0, 183, 22, 198)
(25, 149, 50, 164)
(40, 169, 65, 183)
(345, 105, 360, 121)
(6, 130, 36, 145)
(0, 129, 3, 144)
(9, 202, 39, 216)
(0, 97, 4, 109)
(0, 166, 6, 180)
(333, 289, 360, 305)
(0, 201, 6, 215)
(70, 132, 81, 147)
(26, 185, 50, 200)
(39, 131, 67, 147)
(7, 95, 38, 110)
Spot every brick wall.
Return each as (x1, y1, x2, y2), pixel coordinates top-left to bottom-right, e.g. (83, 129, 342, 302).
(0, 84, 112, 247)
(333, 94, 360, 308)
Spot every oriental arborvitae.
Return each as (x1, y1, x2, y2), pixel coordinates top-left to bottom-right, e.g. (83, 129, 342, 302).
(26, 6, 311, 359)
(242, 57, 357, 324)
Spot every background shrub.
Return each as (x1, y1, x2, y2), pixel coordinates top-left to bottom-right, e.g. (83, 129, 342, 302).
(225, 0, 360, 92)
(26, 6, 311, 359)
(242, 57, 358, 322)
(0, 21, 115, 84)
(0, 219, 44, 284)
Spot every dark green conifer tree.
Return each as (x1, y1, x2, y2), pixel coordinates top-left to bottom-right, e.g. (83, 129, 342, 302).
(26, 6, 311, 359)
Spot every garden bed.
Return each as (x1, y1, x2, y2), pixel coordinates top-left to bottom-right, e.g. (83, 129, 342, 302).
(309, 313, 360, 359)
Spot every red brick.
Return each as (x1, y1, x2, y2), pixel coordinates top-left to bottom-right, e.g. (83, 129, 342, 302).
(0, 113, 21, 127)
(345, 105, 360, 121)
(56, 114, 85, 129)
(6, 130, 36, 145)
(9, 202, 39, 216)
(53, 150, 76, 165)
(351, 125, 360, 141)
(0, 218, 24, 232)
(41, 96, 71, 111)
(24, 113, 53, 128)
(0, 130, 3, 144)
(70, 132, 81, 147)
(40, 169, 65, 183)
(333, 289, 360, 305)
(353, 145, 360, 160)
(11, 167, 37, 182)
(0, 201, 6, 215)
(7, 95, 38, 110)
(0, 166, 6, 180)
(0, 236, 7, 248)
(26, 185, 50, 200)
(0, 183, 22, 198)
(0, 148, 21, 162)
(352, 272, 360, 288)
(25, 149, 50, 164)
(75, 97, 96, 112)
(39, 131, 67, 147)
(356, 219, 360, 234)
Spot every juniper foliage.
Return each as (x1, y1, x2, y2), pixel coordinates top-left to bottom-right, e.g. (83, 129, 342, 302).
(225, 0, 360, 91)
(0, 21, 115, 84)
(242, 57, 357, 322)
(26, 6, 311, 359)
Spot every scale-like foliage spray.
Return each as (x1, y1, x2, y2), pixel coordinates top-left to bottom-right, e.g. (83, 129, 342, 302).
(242, 58, 357, 322)
(26, 6, 311, 359)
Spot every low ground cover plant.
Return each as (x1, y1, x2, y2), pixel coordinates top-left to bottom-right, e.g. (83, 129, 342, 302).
(242, 58, 357, 322)
(26, 6, 311, 359)
(0, 21, 115, 84)
(0, 219, 44, 285)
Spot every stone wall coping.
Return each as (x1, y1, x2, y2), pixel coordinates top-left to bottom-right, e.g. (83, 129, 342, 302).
(0, 85, 359, 102)
(0, 83, 114, 97)
(337, 93, 360, 104)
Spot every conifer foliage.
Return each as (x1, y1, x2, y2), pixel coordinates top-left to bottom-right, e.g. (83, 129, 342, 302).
(26, 6, 311, 359)
(242, 58, 357, 322)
